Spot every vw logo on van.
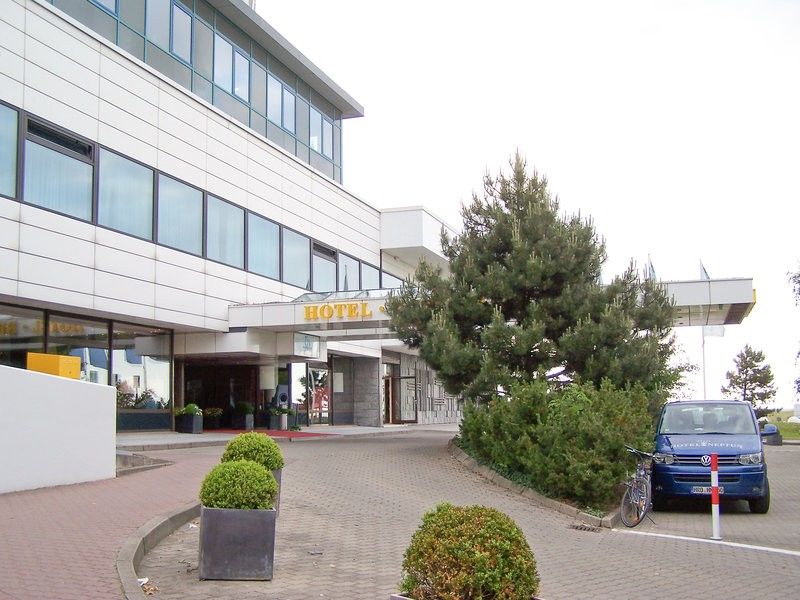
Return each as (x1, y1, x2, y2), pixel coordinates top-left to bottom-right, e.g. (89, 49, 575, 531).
(700, 455, 712, 467)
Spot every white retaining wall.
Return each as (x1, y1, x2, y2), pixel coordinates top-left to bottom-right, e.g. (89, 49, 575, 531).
(0, 364, 116, 494)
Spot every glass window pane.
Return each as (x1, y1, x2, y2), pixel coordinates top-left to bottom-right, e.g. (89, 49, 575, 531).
(0, 305, 44, 369)
(24, 141, 93, 221)
(193, 20, 213, 79)
(206, 195, 244, 268)
(251, 63, 267, 114)
(282, 229, 310, 289)
(172, 4, 191, 63)
(157, 175, 202, 254)
(112, 323, 172, 410)
(313, 255, 336, 292)
(322, 119, 333, 158)
(48, 315, 109, 384)
(283, 88, 295, 133)
(0, 105, 17, 198)
(120, 0, 145, 34)
(267, 74, 281, 125)
(338, 254, 360, 291)
(361, 264, 380, 290)
(295, 97, 309, 145)
(96, 0, 116, 13)
(234, 51, 249, 101)
(213, 34, 232, 93)
(309, 107, 321, 152)
(382, 272, 403, 289)
(146, 0, 170, 49)
(247, 213, 279, 279)
(98, 149, 154, 239)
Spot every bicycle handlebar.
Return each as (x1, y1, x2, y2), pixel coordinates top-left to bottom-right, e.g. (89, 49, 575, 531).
(624, 445, 654, 460)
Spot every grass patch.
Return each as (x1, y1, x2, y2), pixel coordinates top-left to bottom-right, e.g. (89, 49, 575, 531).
(776, 421, 800, 440)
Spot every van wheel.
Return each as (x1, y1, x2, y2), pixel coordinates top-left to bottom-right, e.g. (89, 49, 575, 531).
(748, 480, 770, 514)
(651, 493, 667, 512)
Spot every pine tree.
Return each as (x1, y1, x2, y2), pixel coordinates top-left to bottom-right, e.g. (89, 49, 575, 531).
(721, 345, 777, 415)
(386, 154, 680, 411)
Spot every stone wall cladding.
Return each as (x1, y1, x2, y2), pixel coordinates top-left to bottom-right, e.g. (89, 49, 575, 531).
(353, 357, 380, 427)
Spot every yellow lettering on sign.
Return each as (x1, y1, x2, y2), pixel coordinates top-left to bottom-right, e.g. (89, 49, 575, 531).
(304, 305, 319, 320)
(320, 305, 334, 319)
(335, 304, 346, 318)
(347, 303, 358, 318)
(302, 302, 377, 320)
(360, 302, 373, 318)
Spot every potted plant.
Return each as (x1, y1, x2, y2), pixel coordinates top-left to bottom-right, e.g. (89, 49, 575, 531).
(174, 403, 203, 434)
(198, 459, 278, 580)
(267, 406, 292, 430)
(221, 432, 285, 514)
(203, 407, 223, 430)
(393, 503, 540, 600)
(232, 401, 255, 430)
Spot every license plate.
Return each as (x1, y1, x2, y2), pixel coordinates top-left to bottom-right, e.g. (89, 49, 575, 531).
(691, 486, 724, 494)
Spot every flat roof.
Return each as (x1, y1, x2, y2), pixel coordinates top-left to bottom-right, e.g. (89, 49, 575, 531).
(211, 1, 364, 119)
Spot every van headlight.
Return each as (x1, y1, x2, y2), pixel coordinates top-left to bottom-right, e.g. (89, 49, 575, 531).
(738, 452, 762, 465)
(652, 453, 674, 464)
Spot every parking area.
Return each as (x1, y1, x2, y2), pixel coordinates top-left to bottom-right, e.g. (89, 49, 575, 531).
(631, 444, 800, 550)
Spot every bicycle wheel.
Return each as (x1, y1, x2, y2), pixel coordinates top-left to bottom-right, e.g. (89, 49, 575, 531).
(619, 477, 650, 527)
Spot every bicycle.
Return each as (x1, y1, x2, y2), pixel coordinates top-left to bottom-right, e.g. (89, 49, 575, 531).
(619, 445, 654, 527)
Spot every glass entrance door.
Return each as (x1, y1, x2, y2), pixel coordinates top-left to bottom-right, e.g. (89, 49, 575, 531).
(306, 366, 330, 424)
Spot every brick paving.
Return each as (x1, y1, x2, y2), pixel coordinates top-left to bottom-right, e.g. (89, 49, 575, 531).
(139, 432, 800, 600)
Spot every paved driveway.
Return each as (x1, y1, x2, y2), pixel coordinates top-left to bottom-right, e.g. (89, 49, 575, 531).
(633, 444, 800, 549)
(140, 432, 800, 600)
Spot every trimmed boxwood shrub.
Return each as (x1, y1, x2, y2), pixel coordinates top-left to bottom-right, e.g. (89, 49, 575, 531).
(199, 460, 278, 510)
(222, 431, 285, 470)
(400, 503, 539, 600)
(175, 403, 203, 416)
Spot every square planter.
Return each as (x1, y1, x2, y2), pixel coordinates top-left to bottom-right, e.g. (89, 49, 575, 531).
(203, 415, 221, 430)
(268, 415, 282, 430)
(231, 414, 254, 430)
(175, 414, 203, 434)
(199, 506, 277, 580)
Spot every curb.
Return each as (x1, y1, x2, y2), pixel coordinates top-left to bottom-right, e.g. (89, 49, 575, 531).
(116, 500, 201, 600)
(447, 440, 619, 529)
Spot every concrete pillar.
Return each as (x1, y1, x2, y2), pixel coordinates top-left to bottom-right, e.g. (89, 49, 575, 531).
(259, 365, 277, 408)
(353, 357, 381, 427)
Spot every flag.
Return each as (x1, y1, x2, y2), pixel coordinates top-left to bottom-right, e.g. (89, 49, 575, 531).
(646, 254, 656, 281)
(700, 261, 710, 281)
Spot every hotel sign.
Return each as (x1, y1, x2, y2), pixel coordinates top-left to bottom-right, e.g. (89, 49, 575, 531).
(303, 301, 385, 321)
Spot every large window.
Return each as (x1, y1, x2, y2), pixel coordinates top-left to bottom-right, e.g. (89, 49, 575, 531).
(313, 245, 336, 292)
(0, 305, 44, 369)
(171, 3, 192, 63)
(267, 74, 282, 125)
(48, 315, 110, 384)
(234, 51, 249, 101)
(146, 0, 170, 50)
(338, 254, 360, 291)
(0, 104, 17, 198)
(23, 122, 93, 221)
(248, 213, 279, 280)
(361, 263, 380, 290)
(98, 149, 154, 240)
(207, 195, 244, 268)
(309, 107, 321, 153)
(213, 34, 233, 93)
(322, 119, 333, 159)
(112, 323, 171, 410)
(282, 88, 295, 133)
(282, 229, 310, 289)
(157, 175, 203, 255)
(382, 271, 403, 289)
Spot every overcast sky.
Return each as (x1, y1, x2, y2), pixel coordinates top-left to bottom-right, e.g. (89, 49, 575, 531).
(257, 0, 800, 409)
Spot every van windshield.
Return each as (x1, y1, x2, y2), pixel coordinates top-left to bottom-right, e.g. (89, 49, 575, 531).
(658, 403, 756, 435)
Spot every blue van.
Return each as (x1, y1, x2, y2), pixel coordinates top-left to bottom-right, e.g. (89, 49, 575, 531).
(651, 400, 778, 514)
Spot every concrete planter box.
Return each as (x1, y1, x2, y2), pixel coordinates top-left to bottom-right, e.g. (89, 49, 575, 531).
(232, 414, 254, 430)
(198, 506, 276, 580)
(175, 414, 203, 434)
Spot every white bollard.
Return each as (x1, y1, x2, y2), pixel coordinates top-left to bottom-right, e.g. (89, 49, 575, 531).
(710, 453, 721, 540)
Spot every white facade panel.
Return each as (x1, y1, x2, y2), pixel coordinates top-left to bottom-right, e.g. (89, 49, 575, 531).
(155, 261, 204, 294)
(18, 281, 93, 310)
(95, 228, 156, 260)
(0, 248, 19, 280)
(94, 270, 155, 307)
(0, 216, 20, 252)
(155, 283, 205, 315)
(18, 252, 94, 294)
(18, 223, 95, 268)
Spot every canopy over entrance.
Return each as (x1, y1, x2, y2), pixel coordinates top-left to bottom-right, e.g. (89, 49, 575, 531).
(228, 278, 755, 341)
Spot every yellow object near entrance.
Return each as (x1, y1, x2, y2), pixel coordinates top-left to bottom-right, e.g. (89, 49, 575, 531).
(27, 352, 81, 380)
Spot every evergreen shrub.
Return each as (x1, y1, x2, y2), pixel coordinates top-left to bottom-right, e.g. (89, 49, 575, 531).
(459, 380, 653, 508)
(199, 460, 278, 510)
(399, 503, 539, 600)
(222, 431, 285, 470)
(175, 403, 203, 416)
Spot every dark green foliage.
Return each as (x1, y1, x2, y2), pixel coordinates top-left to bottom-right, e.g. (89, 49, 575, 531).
(175, 403, 203, 416)
(222, 432, 285, 470)
(460, 380, 653, 508)
(234, 401, 254, 415)
(400, 503, 539, 600)
(721, 345, 777, 416)
(199, 460, 278, 510)
(204, 407, 223, 418)
(386, 155, 679, 411)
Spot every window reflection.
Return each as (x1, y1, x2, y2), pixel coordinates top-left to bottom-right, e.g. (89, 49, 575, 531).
(282, 229, 310, 289)
(310, 107, 321, 152)
(48, 315, 109, 384)
(98, 149, 154, 240)
(361, 264, 380, 290)
(234, 51, 249, 101)
(338, 254, 360, 291)
(157, 175, 203, 255)
(112, 323, 171, 410)
(172, 3, 192, 63)
(213, 34, 233, 93)
(313, 254, 336, 292)
(24, 140, 93, 221)
(207, 195, 244, 268)
(0, 306, 44, 369)
(248, 213, 279, 279)
(0, 104, 17, 198)
(146, 0, 170, 50)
